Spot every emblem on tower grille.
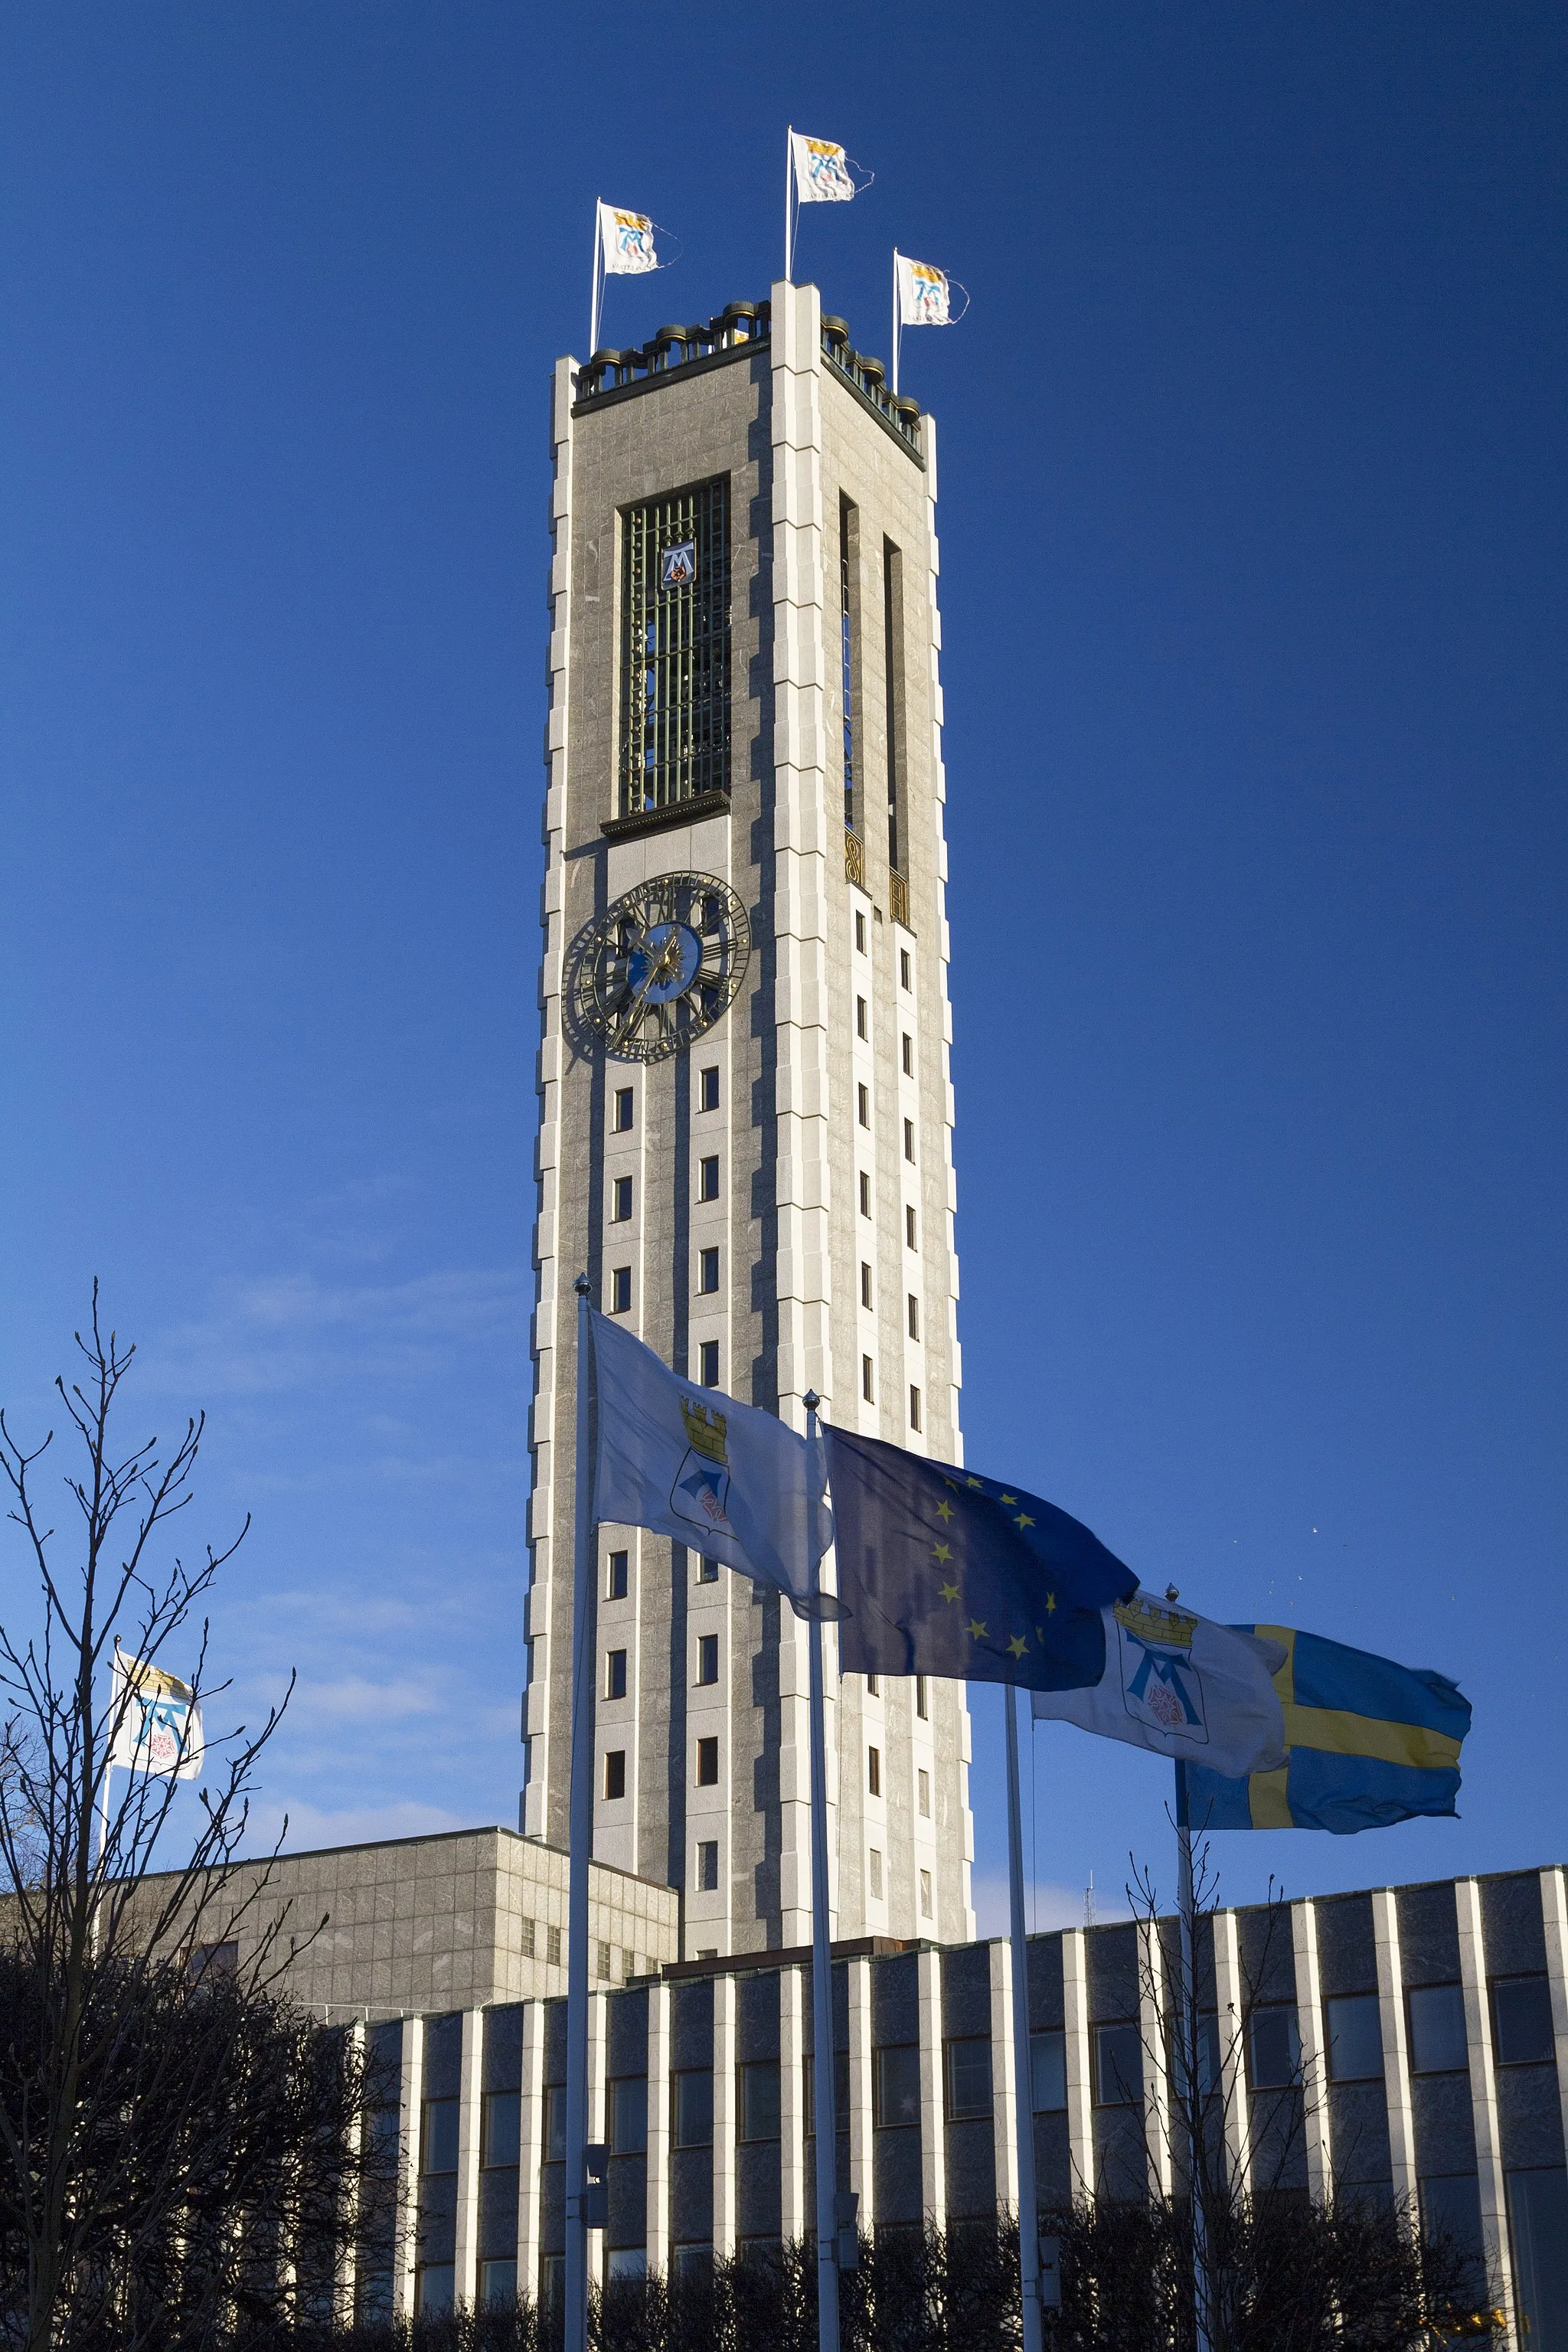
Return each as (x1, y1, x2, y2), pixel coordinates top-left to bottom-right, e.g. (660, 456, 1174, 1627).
(661, 541, 697, 590)
(671, 1394, 733, 1534)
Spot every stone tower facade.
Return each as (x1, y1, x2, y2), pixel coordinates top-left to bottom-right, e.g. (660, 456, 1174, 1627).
(524, 278, 975, 1962)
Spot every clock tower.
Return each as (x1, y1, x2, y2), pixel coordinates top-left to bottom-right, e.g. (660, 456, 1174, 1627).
(524, 280, 975, 1961)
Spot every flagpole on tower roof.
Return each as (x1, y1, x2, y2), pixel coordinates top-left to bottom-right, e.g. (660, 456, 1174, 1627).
(784, 126, 795, 283)
(589, 201, 602, 358)
(891, 249, 900, 396)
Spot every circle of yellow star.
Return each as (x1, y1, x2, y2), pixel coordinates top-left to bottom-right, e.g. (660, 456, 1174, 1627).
(1008, 1633, 1029, 1660)
(939, 1579, 961, 1605)
(967, 1618, 988, 1642)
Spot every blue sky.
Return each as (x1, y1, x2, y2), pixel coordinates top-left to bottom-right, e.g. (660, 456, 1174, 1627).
(2, 5, 1563, 1932)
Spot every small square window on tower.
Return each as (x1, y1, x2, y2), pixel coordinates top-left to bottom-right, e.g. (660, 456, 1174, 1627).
(861, 1261, 874, 1308)
(697, 1555, 719, 1584)
(604, 1751, 626, 1801)
(610, 1266, 632, 1314)
(699, 1065, 720, 1111)
(605, 1650, 628, 1701)
(698, 1154, 720, 1201)
(696, 1736, 719, 1785)
(612, 1175, 633, 1222)
(606, 1550, 629, 1600)
(612, 1086, 635, 1132)
(698, 1246, 720, 1295)
(697, 1841, 720, 1893)
(862, 1355, 875, 1403)
(699, 1339, 720, 1387)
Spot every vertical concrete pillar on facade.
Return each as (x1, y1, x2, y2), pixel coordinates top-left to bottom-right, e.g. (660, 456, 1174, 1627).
(516, 2001, 546, 2298)
(392, 2015, 425, 2318)
(1371, 1889, 1417, 2205)
(916, 1946, 947, 2217)
(1457, 1877, 1516, 2334)
(453, 2007, 484, 2306)
(1138, 1918, 1173, 2196)
(645, 1981, 672, 2275)
(847, 1955, 876, 2230)
(1211, 1910, 1252, 2194)
(1538, 1869, 1568, 2170)
(988, 1937, 1020, 2213)
(779, 1965, 807, 2243)
(1291, 1898, 1334, 2200)
(587, 1989, 608, 2285)
(712, 1972, 738, 2257)
(1062, 1928, 1094, 2195)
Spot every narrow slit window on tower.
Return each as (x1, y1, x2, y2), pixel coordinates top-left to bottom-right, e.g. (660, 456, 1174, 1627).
(607, 1550, 629, 1601)
(859, 1172, 872, 1217)
(698, 1246, 720, 1295)
(699, 1340, 720, 1387)
(869, 1848, 884, 1900)
(906, 1204, 918, 1250)
(903, 1119, 916, 1163)
(605, 1650, 628, 1702)
(696, 1635, 719, 1687)
(697, 1555, 720, 1584)
(699, 1064, 720, 1111)
(612, 1086, 635, 1132)
(916, 1675, 929, 1719)
(855, 910, 867, 953)
(856, 996, 869, 1040)
(841, 495, 858, 834)
(902, 1033, 913, 1076)
(698, 1154, 720, 1200)
(884, 538, 904, 879)
(900, 949, 911, 991)
(858, 1084, 871, 1128)
(612, 1175, 633, 1222)
(696, 1736, 719, 1785)
(610, 1266, 632, 1315)
(620, 475, 731, 815)
(907, 1292, 920, 1340)
(604, 1751, 626, 1801)
(919, 1768, 931, 1818)
(697, 1841, 720, 1893)
(867, 1746, 881, 1798)
(861, 1262, 874, 1309)
(862, 1355, 875, 1403)
(909, 1387, 922, 1431)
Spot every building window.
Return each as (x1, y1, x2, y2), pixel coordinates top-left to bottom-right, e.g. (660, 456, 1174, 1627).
(1493, 1978, 1555, 2066)
(420, 2098, 459, 2175)
(188, 1940, 237, 1985)
(740, 2060, 782, 2143)
(1248, 2007, 1300, 2090)
(610, 1266, 632, 1314)
(698, 1153, 720, 1200)
(916, 1675, 929, 1720)
(867, 1673, 880, 1696)
(900, 949, 911, 990)
(481, 2090, 521, 2168)
(696, 1736, 719, 1785)
(862, 1355, 875, 1403)
(841, 495, 858, 829)
(861, 1261, 874, 1308)
(542, 2083, 567, 2160)
(1505, 2167, 1568, 2343)
(672, 2068, 714, 2148)
(906, 1204, 917, 1250)
(903, 1118, 915, 1162)
(902, 1032, 913, 1075)
(605, 1649, 628, 1701)
(804, 2048, 851, 2136)
(597, 1940, 613, 1980)
(874, 2044, 921, 2130)
(858, 1083, 871, 1128)
(868, 1847, 884, 1899)
(610, 2076, 648, 2154)
(697, 1554, 719, 1584)
(920, 1869, 933, 1919)
(859, 1172, 871, 1217)
(696, 1841, 720, 1894)
(909, 1386, 922, 1430)
(867, 1746, 881, 1796)
(883, 537, 905, 877)
(1408, 1983, 1468, 2074)
(1094, 2022, 1142, 2106)
(946, 2037, 992, 2121)
(854, 909, 867, 953)
(1031, 2031, 1067, 2112)
(698, 1245, 720, 1294)
(604, 1750, 626, 1800)
(521, 1918, 537, 1959)
(699, 1063, 721, 1110)
(479, 2261, 518, 2309)
(606, 1550, 629, 1600)
(612, 1175, 633, 1222)
(1326, 1993, 1384, 2082)
(697, 1634, 719, 1685)
(699, 1340, 720, 1387)
(620, 475, 730, 815)
(612, 1086, 634, 1132)
(907, 1292, 920, 1339)
(547, 1924, 562, 1967)
(416, 2266, 456, 2316)
(856, 995, 869, 1040)
(918, 1768, 930, 1818)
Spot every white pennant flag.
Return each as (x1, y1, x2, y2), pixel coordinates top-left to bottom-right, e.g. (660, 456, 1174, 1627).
(791, 132, 858, 204)
(896, 253, 953, 327)
(109, 1649, 204, 1780)
(598, 202, 660, 277)
(1031, 1590, 1287, 1779)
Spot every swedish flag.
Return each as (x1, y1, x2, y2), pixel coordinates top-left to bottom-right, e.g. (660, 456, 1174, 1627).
(824, 1426, 1137, 1690)
(1184, 1625, 1472, 1834)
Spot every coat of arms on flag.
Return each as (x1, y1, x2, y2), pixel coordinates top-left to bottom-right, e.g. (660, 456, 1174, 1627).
(1113, 1594, 1208, 1743)
(791, 132, 858, 203)
(671, 1396, 733, 1535)
(661, 541, 697, 590)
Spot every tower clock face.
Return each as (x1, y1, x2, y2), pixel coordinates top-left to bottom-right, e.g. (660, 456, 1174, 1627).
(573, 871, 750, 1064)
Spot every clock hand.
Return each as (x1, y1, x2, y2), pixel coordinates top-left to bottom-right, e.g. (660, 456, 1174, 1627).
(609, 923, 684, 1048)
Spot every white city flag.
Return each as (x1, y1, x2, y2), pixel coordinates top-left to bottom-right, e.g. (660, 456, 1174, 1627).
(589, 1309, 838, 1619)
(791, 132, 857, 204)
(1032, 1590, 1286, 1779)
(896, 253, 952, 327)
(109, 1649, 204, 1780)
(598, 202, 659, 276)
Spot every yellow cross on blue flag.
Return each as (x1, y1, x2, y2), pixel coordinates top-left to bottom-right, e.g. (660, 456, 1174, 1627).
(823, 1426, 1136, 1690)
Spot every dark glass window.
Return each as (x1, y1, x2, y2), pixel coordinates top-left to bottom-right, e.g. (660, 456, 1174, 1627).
(699, 1064, 720, 1110)
(606, 1550, 629, 1600)
(740, 2060, 781, 2143)
(862, 1355, 874, 1403)
(697, 1840, 719, 1891)
(840, 495, 857, 831)
(1507, 2167, 1568, 2349)
(696, 1736, 719, 1785)
(1249, 2007, 1301, 2090)
(699, 1341, 720, 1387)
(612, 1086, 634, 1132)
(612, 1176, 632, 1222)
(544, 2085, 566, 2161)
(900, 949, 911, 990)
(697, 1555, 719, 1584)
(856, 996, 868, 1039)
(804, 2047, 850, 2134)
(909, 1387, 922, 1430)
(867, 1746, 880, 1797)
(1409, 1983, 1468, 2075)
(874, 2043, 922, 2129)
(902, 1032, 913, 1075)
(945, 2037, 992, 2120)
(674, 2069, 714, 2148)
(420, 2097, 459, 2175)
(855, 910, 867, 952)
(610, 2076, 647, 2154)
(906, 1204, 917, 1250)
(859, 1173, 871, 1217)
(610, 1266, 632, 1314)
(1094, 2023, 1142, 2106)
(697, 1635, 719, 1685)
(1031, 2030, 1066, 2112)
(1493, 1978, 1554, 2066)
(698, 1155, 720, 1200)
(605, 1650, 627, 1701)
(620, 476, 730, 815)
(861, 1262, 873, 1308)
(907, 1293, 920, 1339)
(479, 2260, 517, 2309)
(916, 1675, 929, 1720)
(416, 2266, 456, 2316)
(903, 1119, 916, 1163)
(481, 2090, 521, 2169)
(604, 1750, 626, 1800)
(1326, 1993, 1384, 2082)
(699, 1246, 720, 1295)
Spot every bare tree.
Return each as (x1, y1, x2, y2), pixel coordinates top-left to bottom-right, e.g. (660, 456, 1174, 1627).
(0, 1289, 392, 2350)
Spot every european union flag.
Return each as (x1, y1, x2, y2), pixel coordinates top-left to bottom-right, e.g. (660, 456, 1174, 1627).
(824, 1426, 1138, 1690)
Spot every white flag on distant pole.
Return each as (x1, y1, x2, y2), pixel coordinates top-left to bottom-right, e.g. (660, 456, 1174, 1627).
(590, 201, 671, 356)
(896, 251, 953, 326)
(790, 132, 857, 204)
(588, 1309, 839, 1620)
(1032, 1590, 1286, 1779)
(109, 1648, 204, 1780)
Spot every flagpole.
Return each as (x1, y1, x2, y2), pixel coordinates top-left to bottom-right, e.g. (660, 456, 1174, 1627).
(1004, 1686, 1044, 2352)
(589, 204, 602, 357)
(563, 1276, 599, 2352)
(891, 248, 900, 395)
(784, 126, 795, 282)
(1174, 1761, 1211, 2352)
(802, 1391, 841, 2352)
